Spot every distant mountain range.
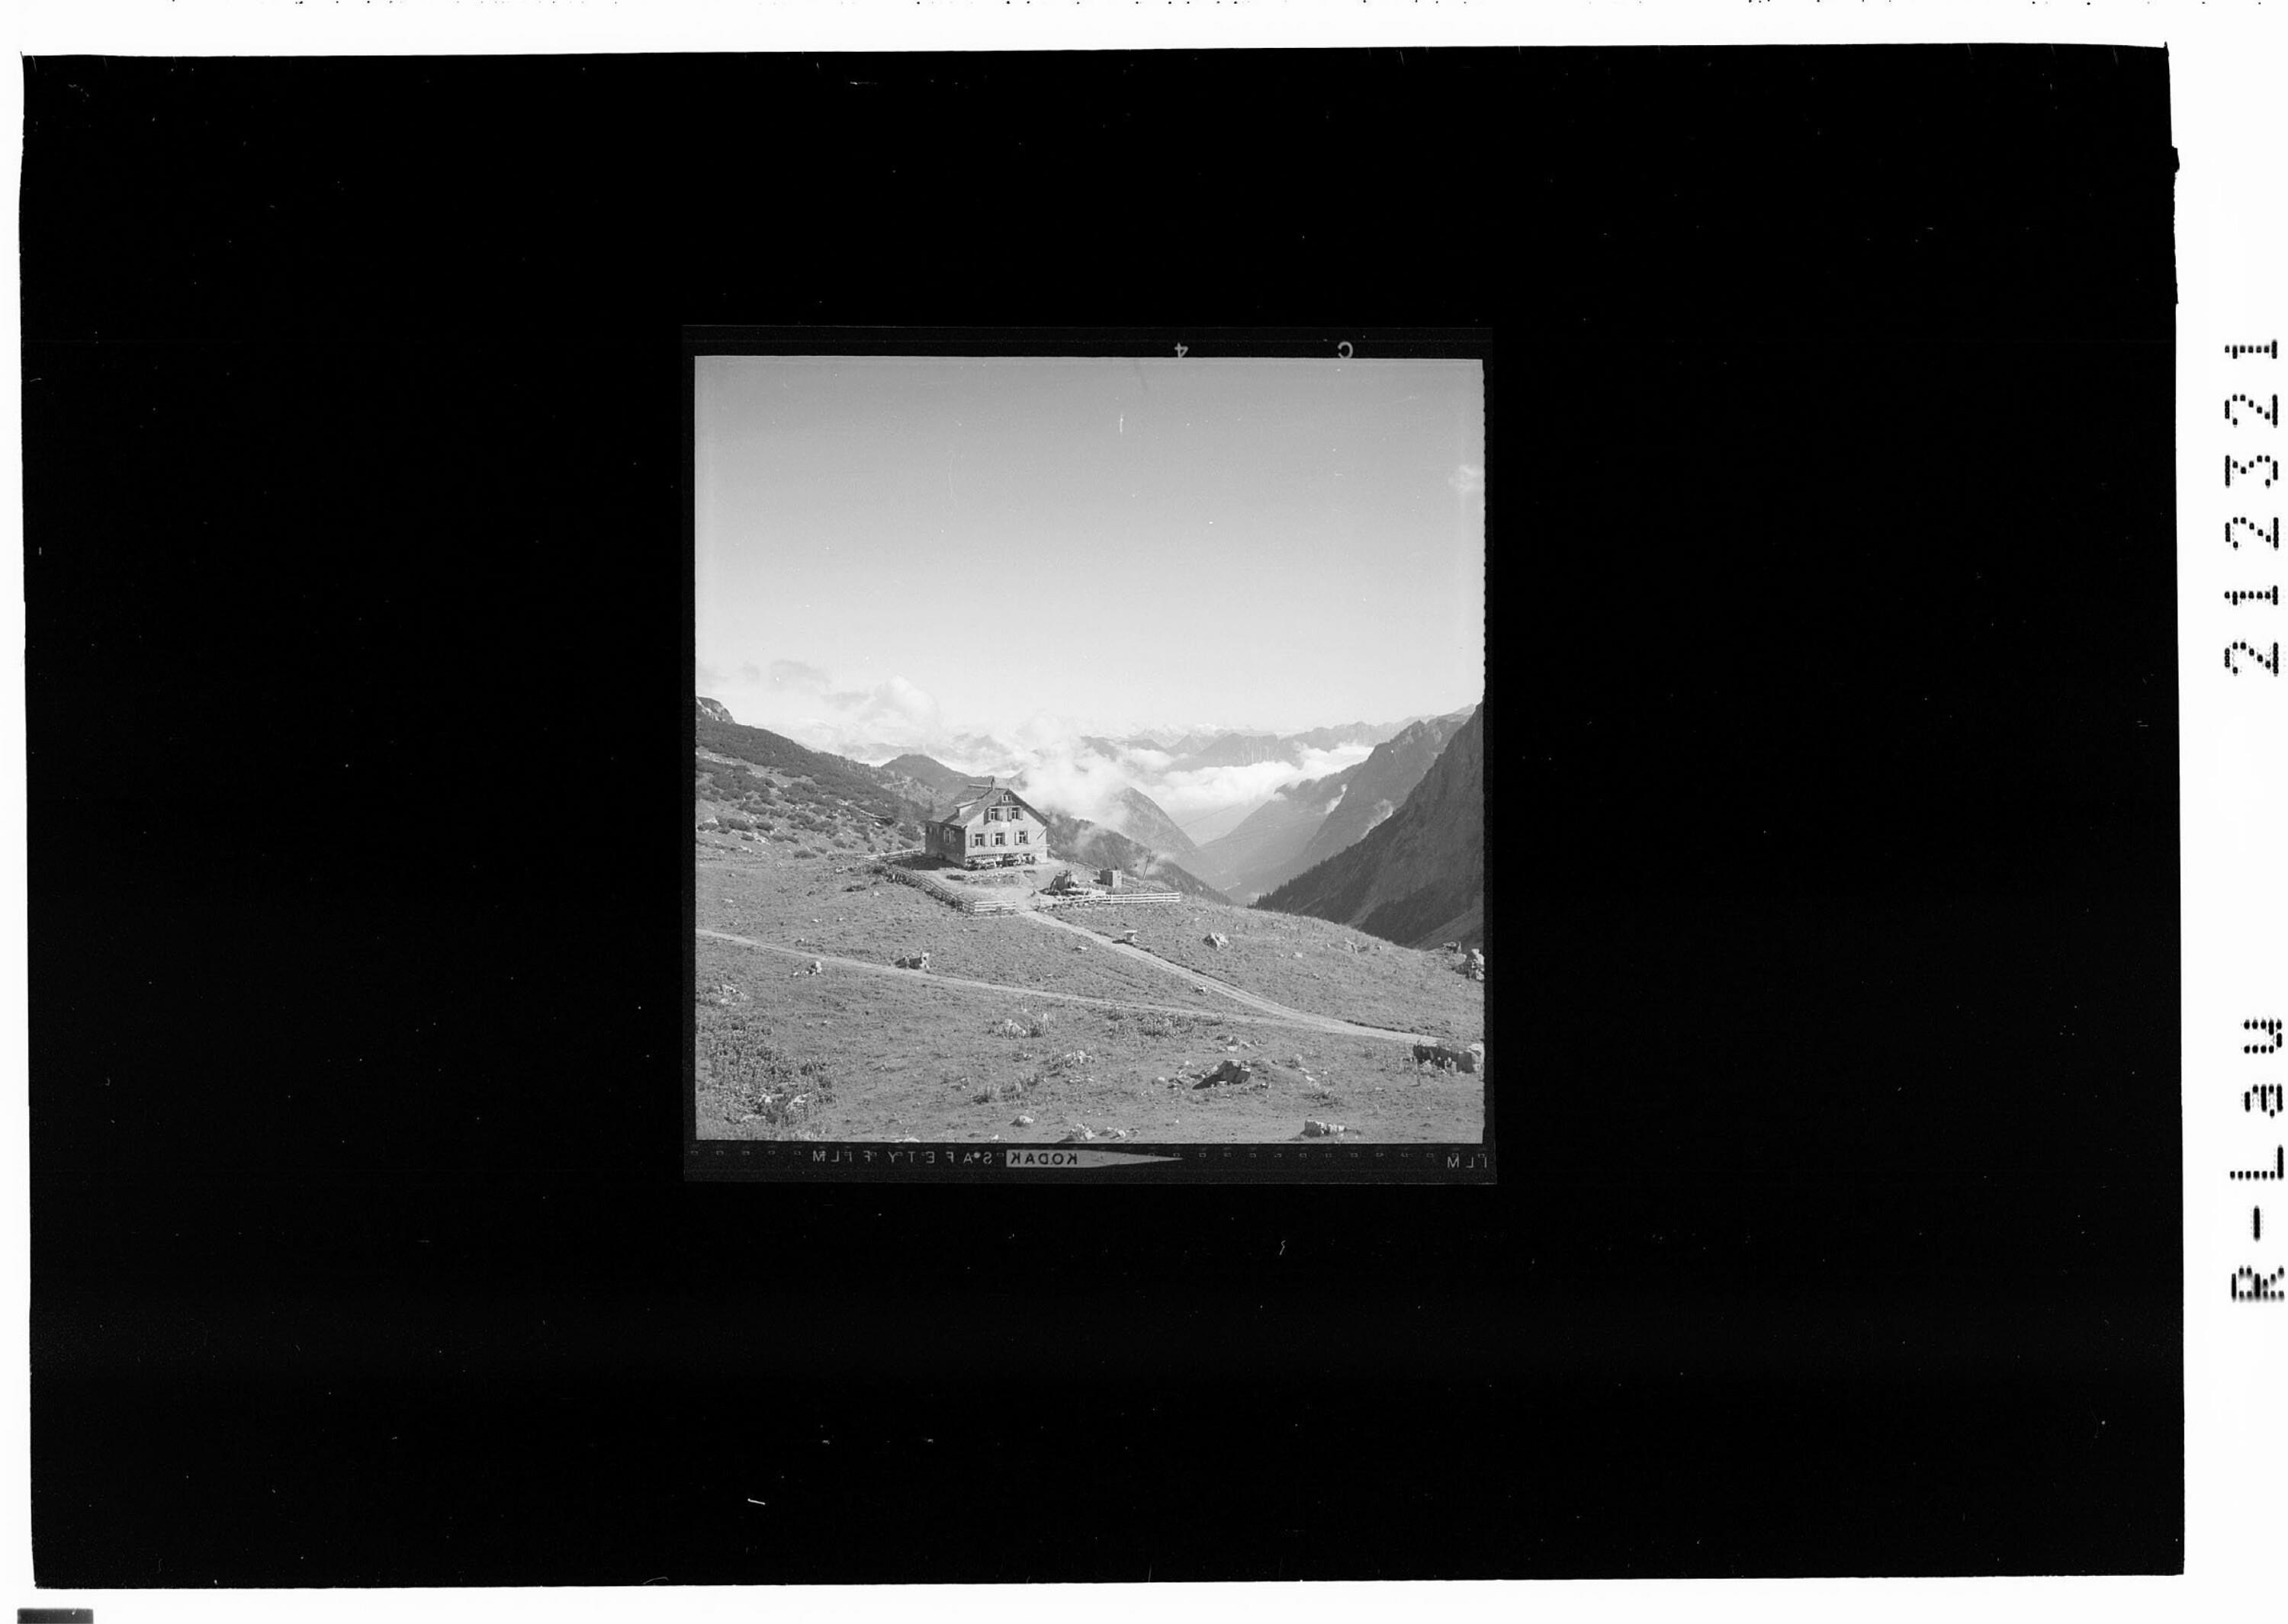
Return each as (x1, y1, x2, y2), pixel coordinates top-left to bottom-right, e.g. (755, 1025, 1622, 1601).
(1256, 704, 1483, 950)
(1065, 719, 1419, 775)
(1190, 707, 1477, 902)
(698, 695, 1475, 924)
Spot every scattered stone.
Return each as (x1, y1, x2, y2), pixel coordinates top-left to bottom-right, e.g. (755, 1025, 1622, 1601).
(893, 952, 932, 971)
(1204, 932, 1229, 949)
(1193, 1058, 1254, 1090)
(1012, 1114, 1035, 1126)
(1302, 1119, 1347, 1138)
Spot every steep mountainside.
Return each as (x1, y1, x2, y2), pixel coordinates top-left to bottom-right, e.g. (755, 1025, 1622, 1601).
(1191, 707, 1476, 903)
(878, 753, 969, 799)
(1040, 812, 1232, 903)
(1191, 765, 1362, 903)
(1256, 704, 1483, 949)
(1001, 771, 1200, 863)
(1286, 708, 1475, 880)
(1107, 785, 1201, 860)
(694, 708, 939, 852)
(1170, 796, 1268, 847)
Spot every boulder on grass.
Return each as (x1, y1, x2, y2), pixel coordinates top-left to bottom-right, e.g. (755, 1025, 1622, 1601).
(1193, 1058, 1254, 1090)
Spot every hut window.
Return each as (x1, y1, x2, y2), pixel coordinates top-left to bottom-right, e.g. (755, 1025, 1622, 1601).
(1017, 831, 1028, 844)
(972, 833, 985, 847)
(994, 833, 1006, 846)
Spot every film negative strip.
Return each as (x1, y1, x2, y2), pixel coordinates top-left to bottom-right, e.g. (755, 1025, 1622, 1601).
(684, 328, 1493, 1185)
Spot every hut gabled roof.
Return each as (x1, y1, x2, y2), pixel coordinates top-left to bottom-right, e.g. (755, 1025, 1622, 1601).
(931, 780, 1046, 826)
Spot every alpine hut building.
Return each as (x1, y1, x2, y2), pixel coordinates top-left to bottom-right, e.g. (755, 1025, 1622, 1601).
(927, 778, 1050, 868)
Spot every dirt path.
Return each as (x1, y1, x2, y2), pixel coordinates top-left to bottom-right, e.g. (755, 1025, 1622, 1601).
(696, 926, 1434, 1045)
(1013, 910, 1437, 1043)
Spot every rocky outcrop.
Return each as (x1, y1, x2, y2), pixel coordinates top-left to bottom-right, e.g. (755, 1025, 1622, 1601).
(696, 695, 737, 725)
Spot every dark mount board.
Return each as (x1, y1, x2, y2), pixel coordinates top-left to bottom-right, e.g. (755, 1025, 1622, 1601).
(23, 47, 2177, 1583)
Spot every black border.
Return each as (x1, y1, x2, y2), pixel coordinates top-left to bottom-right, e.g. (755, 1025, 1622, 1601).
(23, 47, 2182, 1584)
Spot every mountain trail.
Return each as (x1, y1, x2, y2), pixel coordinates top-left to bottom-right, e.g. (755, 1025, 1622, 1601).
(1013, 908, 1435, 1042)
(696, 925, 1434, 1044)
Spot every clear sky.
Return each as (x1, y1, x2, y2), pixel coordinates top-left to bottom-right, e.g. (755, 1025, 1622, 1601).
(696, 354, 1483, 757)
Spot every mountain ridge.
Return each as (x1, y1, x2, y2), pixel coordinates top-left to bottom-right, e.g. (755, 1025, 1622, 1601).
(1255, 704, 1484, 950)
(1192, 706, 1477, 902)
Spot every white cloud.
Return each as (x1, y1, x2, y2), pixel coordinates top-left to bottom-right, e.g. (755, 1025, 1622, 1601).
(1148, 743, 1372, 822)
(769, 659, 834, 693)
(695, 660, 955, 759)
(694, 660, 1380, 846)
(1010, 746, 1130, 829)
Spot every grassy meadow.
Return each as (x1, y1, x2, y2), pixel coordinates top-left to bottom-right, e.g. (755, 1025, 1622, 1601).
(693, 834, 1489, 1144)
(694, 932, 1485, 1144)
(1069, 901, 1486, 1045)
(698, 835, 1236, 1013)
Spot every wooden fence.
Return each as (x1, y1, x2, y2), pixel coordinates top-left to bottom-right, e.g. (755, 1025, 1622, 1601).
(1033, 889, 1184, 912)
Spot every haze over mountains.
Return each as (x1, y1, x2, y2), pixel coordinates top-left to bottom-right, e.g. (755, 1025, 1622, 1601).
(697, 691, 1484, 951)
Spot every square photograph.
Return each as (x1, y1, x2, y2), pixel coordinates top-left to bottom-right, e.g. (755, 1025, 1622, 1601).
(688, 343, 1488, 1172)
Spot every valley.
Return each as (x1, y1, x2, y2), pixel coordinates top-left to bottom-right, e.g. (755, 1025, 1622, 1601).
(691, 693, 1488, 1145)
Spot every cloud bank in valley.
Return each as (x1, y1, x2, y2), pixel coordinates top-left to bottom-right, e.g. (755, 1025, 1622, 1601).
(1011, 737, 1374, 846)
(696, 658, 1380, 845)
